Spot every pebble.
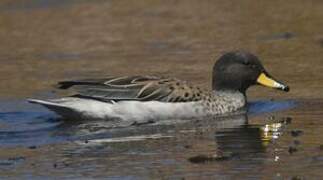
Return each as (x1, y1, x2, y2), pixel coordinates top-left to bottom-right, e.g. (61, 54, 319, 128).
(28, 146, 37, 149)
(281, 117, 292, 124)
(288, 146, 298, 154)
(188, 152, 234, 164)
(291, 175, 304, 180)
(291, 130, 303, 137)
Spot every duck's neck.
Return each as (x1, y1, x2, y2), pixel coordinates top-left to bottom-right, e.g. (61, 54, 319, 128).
(212, 78, 248, 96)
(212, 89, 247, 111)
(212, 85, 247, 97)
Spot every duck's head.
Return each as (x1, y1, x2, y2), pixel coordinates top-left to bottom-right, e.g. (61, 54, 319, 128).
(212, 51, 289, 94)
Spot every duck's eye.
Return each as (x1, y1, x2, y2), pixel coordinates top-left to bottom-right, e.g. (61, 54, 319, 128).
(243, 61, 257, 69)
(243, 61, 250, 66)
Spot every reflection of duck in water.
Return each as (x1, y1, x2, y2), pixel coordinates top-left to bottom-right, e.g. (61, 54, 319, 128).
(66, 111, 287, 167)
(214, 118, 285, 155)
(186, 113, 289, 164)
(29, 51, 289, 121)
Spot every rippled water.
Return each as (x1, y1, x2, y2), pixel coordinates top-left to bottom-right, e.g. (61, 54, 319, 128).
(1, 0, 323, 179)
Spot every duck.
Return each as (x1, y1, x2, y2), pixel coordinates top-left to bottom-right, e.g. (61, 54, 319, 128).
(28, 51, 289, 121)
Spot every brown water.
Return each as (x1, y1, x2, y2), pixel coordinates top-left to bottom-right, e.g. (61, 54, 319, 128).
(0, 0, 323, 179)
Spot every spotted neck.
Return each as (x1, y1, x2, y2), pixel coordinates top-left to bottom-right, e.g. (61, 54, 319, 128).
(209, 90, 246, 115)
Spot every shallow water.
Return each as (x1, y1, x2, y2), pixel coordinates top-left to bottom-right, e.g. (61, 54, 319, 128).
(1, 0, 323, 179)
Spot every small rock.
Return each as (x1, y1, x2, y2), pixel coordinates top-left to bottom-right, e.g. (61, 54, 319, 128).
(291, 130, 303, 137)
(291, 175, 304, 180)
(53, 163, 57, 168)
(28, 146, 37, 149)
(63, 162, 69, 167)
(188, 152, 234, 164)
(131, 120, 155, 126)
(288, 146, 298, 154)
(281, 117, 292, 124)
(281, 32, 295, 39)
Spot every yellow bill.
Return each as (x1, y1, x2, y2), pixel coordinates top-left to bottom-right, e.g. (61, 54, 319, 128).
(257, 73, 289, 92)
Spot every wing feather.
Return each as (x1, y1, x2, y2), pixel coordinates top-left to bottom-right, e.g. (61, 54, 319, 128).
(57, 76, 203, 102)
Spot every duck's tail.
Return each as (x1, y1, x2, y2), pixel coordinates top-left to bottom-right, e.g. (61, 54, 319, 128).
(28, 98, 82, 119)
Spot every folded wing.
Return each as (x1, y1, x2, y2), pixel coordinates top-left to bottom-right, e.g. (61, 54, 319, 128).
(57, 76, 203, 102)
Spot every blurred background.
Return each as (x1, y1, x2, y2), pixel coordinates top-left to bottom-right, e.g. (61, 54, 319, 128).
(0, 0, 322, 99)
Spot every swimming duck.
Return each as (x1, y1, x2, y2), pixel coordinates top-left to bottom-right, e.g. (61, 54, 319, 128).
(29, 51, 289, 121)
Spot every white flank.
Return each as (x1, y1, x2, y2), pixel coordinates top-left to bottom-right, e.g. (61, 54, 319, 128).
(28, 98, 204, 121)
